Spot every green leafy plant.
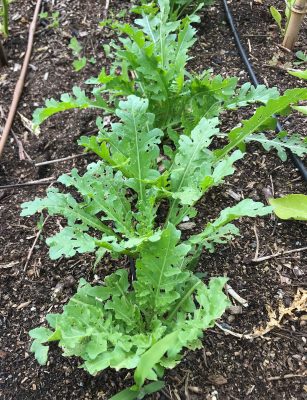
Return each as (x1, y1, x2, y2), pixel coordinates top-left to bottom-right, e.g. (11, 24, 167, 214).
(29, 225, 229, 394)
(270, 6, 283, 33)
(0, 0, 9, 37)
(288, 69, 307, 81)
(68, 37, 87, 72)
(23, 94, 275, 396)
(22, 0, 307, 397)
(269, 194, 307, 221)
(139, 0, 214, 20)
(288, 68, 307, 115)
(39, 10, 60, 29)
(33, 1, 280, 133)
(270, 0, 295, 34)
(23, 95, 277, 261)
(294, 50, 307, 66)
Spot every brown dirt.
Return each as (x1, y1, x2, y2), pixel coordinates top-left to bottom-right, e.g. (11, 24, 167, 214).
(0, 1, 306, 399)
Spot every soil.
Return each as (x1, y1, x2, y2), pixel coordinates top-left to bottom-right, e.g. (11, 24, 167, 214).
(0, 1, 306, 399)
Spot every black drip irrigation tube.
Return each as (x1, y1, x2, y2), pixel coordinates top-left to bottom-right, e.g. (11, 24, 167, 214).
(222, 0, 307, 183)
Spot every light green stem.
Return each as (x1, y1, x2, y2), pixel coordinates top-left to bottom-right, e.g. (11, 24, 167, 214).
(2, 0, 9, 37)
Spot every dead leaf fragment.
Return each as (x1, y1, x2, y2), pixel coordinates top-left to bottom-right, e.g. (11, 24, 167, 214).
(18, 112, 40, 136)
(208, 374, 227, 385)
(252, 288, 307, 337)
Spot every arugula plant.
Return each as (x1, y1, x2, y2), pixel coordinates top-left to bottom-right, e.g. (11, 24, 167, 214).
(139, 0, 214, 20)
(32, 0, 280, 134)
(31, 0, 306, 161)
(29, 224, 229, 399)
(168, 0, 214, 20)
(22, 0, 307, 396)
(24, 92, 307, 397)
(24, 94, 297, 397)
(23, 94, 295, 263)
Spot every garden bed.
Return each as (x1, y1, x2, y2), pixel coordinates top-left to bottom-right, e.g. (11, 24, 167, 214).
(0, 0, 306, 399)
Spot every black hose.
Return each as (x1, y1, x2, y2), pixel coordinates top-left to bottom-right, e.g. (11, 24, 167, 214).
(222, 0, 307, 182)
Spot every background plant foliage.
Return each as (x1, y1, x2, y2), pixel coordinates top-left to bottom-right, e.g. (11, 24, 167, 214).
(22, 0, 307, 398)
(0, 0, 9, 37)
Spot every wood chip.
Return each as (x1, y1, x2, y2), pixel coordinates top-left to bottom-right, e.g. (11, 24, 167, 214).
(0, 261, 19, 269)
(16, 301, 31, 310)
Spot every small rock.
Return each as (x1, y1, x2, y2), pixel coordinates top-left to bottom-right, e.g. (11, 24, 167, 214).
(0, 350, 7, 359)
(178, 222, 196, 230)
(64, 275, 75, 288)
(227, 189, 241, 201)
(262, 187, 273, 202)
(228, 305, 242, 315)
(293, 266, 304, 277)
(189, 386, 202, 394)
(52, 283, 65, 298)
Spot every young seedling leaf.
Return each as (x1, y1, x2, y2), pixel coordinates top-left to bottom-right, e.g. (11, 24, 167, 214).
(73, 57, 87, 71)
(270, 6, 283, 33)
(292, 105, 307, 115)
(69, 37, 83, 56)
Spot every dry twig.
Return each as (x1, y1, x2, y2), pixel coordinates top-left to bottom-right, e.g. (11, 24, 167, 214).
(253, 224, 259, 261)
(24, 216, 49, 271)
(215, 322, 253, 339)
(184, 373, 190, 400)
(252, 246, 307, 263)
(225, 284, 248, 307)
(35, 153, 88, 167)
(0, 0, 43, 158)
(0, 176, 55, 190)
(11, 131, 32, 161)
(267, 373, 306, 381)
(103, 0, 110, 19)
